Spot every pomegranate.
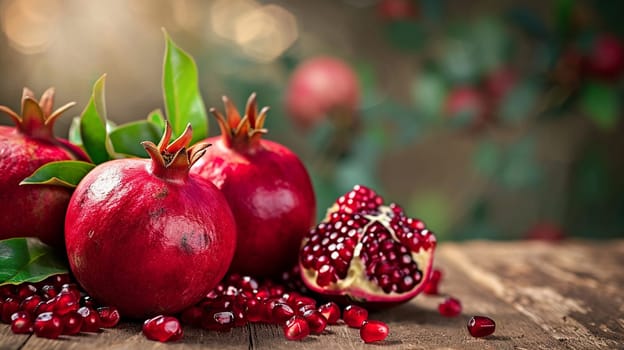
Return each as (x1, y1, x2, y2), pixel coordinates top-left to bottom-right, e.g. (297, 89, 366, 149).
(285, 56, 360, 129)
(65, 122, 237, 318)
(191, 94, 316, 278)
(0, 88, 88, 247)
(299, 185, 436, 306)
(585, 34, 624, 81)
(377, 0, 418, 21)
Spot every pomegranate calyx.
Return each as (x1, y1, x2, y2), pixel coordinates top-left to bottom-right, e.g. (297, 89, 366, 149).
(0, 87, 75, 140)
(211, 93, 269, 151)
(142, 121, 210, 181)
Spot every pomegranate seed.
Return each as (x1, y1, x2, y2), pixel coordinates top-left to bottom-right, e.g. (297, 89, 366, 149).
(97, 307, 121, 328)
(438, 297, 462, 317)
(20, 295, 42, 316)
(271, 302, 295, 324)
(467, 316, 496, 337)
(360, 320, 389, 343)
(33, 312, 63, 339)
(2, 298, 20, 323)
(423, 269, 442, 295)
(343, 305, 368, 328)
(11, 311, 33, 334)
(80, 295, 96, 308)
(302, 310, 327, 334)
(41, 285, 57, 300)
(16, 284, 37, 299)
(77, 306, 101, 332)
(53, 290, 80, 316)
(245, 298, 264, 323)
(316, 265, 337, 287)
(61, 311, 83, 335)
(0, 285, 16, 298)
(143, 315, 183, 342)
(60, 284, 82, 301)
(37, 299, 55, 314)
(283, 315, 310, 341)
(318, 302, 340, 324)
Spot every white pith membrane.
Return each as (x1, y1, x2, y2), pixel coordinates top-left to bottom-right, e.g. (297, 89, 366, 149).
(301, 204, 435, 302)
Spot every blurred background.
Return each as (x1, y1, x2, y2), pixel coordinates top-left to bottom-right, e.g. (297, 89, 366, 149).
(0, 0, 623, 241)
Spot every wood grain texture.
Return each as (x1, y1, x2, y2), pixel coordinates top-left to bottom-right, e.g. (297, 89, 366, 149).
(1, 240, 621, 349)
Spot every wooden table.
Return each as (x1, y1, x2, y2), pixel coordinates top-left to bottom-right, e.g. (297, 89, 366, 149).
(2, 240, 622, 349)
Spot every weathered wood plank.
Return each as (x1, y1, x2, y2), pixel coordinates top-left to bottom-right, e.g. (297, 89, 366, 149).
(0, 324, 30, 350)
(441, 240, 624, 349)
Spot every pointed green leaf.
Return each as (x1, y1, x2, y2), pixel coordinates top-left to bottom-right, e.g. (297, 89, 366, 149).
(580, 82, 619, 130)
(162, 30, 208, 144)
(20, 161, 95, 188)
(110, 120, 162, 158)
(0, 238, 68, 285)
(68, 116, 82, 146)
(147, 109, 166, 132)
(80, 75, 116, 164)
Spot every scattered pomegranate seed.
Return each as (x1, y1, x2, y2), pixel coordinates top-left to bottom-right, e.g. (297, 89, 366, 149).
(360, 320, 389, 343)
(467, 316, 496, 338)
(77, 306, 101, 332)
(143, 315, 183, 342)
(271, 302, 295, 324)
(343, 305, 368, 328)
(302, 310, 328, 334)
(10, 311, 32, 334)
(283, 315, 310, 341)
(97, 307, 121, 328)
(61, 311, 84, 335)
(1, 298, 20, 323)
(318, 302, 341, 324)
(438, 297, 462, 317)
(33, 312, 63, 339)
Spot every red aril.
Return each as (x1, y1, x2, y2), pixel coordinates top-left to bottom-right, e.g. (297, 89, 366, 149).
(467, 316, 496, 338)
(33, 312, 63, 339)
(97, 307, 121, 328)
(61, 311, 83, 335)
(0, 88, 88, 248)
(438, 297, 462, 317)
(343, 305, 368, 328)
(302, 310, 327, 334)
(283, 315, 310, 341)
(143, 315, 183, 342)
(77, 306, 101, 333)
(423, 268, 442, 295)
(360, 320, 389, 343)
(299, 185, 436, 306)
(10, 311, 33, 334)
(191, 94, 315, 278)
(65, 123, 236, 318)
(318, 302, 341, 325)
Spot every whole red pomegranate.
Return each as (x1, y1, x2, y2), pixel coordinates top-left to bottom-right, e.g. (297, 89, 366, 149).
(585, 34, 624, 81)
(285, 56, 360, 129)
(65, 123, 236, 319)
(0, 88, 87, 248)
(191, 94, 316, 278)
(299, 185, 436, 306)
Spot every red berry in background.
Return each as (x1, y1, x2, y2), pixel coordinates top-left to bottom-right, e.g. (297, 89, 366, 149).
(423, 268, 442, 295)
(377, 0, 418, 21)
(360, 320, 389, 343)
(285, 56, 360, 129)
(585, 34, 624, 81)
(299, 185, 436, 306)
(524, 222, 566, 242)
(438, 297, 462, 317)
(483, 67, 517, 104)
(143, 315, 183, 342)
(0, 88, 89, 248)
(33, 312, 63, 339)
(283, 315, 310, 341)
(444, 86, 488, 128)
(343, 305, 369, 328)
(467, 316, 496, 338)
(191, 94, 316, 279)
(65, 122, 236, 319)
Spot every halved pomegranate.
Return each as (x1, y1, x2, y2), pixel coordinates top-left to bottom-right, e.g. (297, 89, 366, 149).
(299, 185, 436, 306)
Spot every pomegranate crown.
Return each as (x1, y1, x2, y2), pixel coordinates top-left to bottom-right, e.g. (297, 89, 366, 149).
(211, 93, 269, 149)
(0, 87, 76, 139)
(142, 121, 210, 180)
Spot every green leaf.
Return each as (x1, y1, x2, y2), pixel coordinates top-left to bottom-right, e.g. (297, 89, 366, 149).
(500, 79, 539, 124)
(147, 109, 166, 132)
(580, 82, 619, 130)
(68, 116, 82, 146)
(383, 21, 425, 52)
(0, 238, 68, 285)
(499, 136, 541, 189)
(110, 120, 162, 158)
(411, 71, 447, 122)
(20, 161, 95, 188)
(474, 140, 502, 178)
(80, 75, 116, 164)
(162, 30, 208, 144)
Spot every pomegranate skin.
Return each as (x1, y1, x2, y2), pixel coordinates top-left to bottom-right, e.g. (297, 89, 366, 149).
(65, 125, 237, 319)
(193, 138, 316, 278)
(191, 94, 316, 278)
(0, 88, 85, 248)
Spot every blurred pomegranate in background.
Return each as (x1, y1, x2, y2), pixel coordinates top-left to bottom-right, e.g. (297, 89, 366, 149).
(483, 67, 517, 105)
(524, 222, 566, 242)
(585, 34, 624, 81)
(444, 86, 488, 128)
(285, 56, 360, 129)
(377, 0, 418, 21)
